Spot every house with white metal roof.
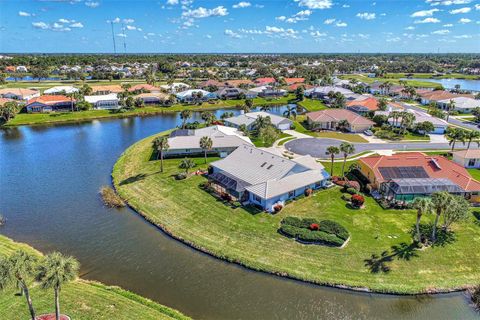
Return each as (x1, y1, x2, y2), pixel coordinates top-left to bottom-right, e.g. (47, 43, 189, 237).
(44, 86, 79, 95)
(224, 111, 293, 131)
(84, 93, 120, 110)
(437, 97, 480, 113)
(175, 89, 217, 103)
(164, 125, 252, 158)
(209, 145, 330, 212)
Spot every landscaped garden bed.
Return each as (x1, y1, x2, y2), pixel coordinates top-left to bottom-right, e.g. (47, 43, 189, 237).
(279, 217, 349, 247)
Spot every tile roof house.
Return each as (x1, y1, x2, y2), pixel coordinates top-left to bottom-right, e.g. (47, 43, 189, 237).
(215, 87, 246, 99)
(43, 86, 79, 95)
(284, 78, 305, 85)
(246, 86, 287, 98)
(160, 82, 191, 93)
(288, 83, 314, 92)
(165, 125, 252, 158)
(0, 97, 14, 106)
(453, 149, 480, 169)
(26, 95, 74, 113)
(304, 86, 354, 101)
(134, 92, 172, 105)
(359, 152, 480, 203)
(175, 89, 217, 103)
(84, 93, 120, 110)
(254, 77, 276, 86)
(437, 97, 480, 113)
(0, 88, 40, 101)
(128, 84, 161, 93)
(209, 145, 330, 211)
(386, 109, 448, 134)
(306, 109, 374, 133)
(345, 97, 379, 115)
(418, 90, 473, 105)
(224, 111, 293, 131)
(90, 85, 123, 95)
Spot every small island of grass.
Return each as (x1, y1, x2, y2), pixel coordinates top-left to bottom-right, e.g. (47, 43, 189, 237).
(112, 131, 480, 294)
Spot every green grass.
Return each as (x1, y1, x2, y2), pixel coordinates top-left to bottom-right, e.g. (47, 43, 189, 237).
(112, 133, 480, 294)
(297, 99, 328, 112)
(402, 132, 431, 141)
(383, 73, 480, 80)
(277, 136, 296, 146)
(313, 131, 368, 143)
(0, 235, 190, 320)
(468, 168, 480, 181)
(319, 159, 359, 176)
(251, 132, 291, 147)
(339, 74, 444, 89)
(4, 94, 295, 127)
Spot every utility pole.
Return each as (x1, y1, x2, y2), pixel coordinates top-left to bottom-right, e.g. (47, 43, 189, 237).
(110, 21, 117, 55)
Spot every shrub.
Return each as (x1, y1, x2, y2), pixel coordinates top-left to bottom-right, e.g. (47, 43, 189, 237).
(220, 192, 232, 202)
(470, 285, 480, 310)
(319, 220, 350, 240)
(309, 223, 319, 230)
(280, 217, 349, 246)
(304, 188, 313, 197)
(273, 204, 283, 213)
(345, 181, 361, 191)
(175, 172, 187, 180)
(351, 194, 365, 207)
(346, 188, 357, 195)
(341, 194, 352, 202)
(99, 186, 125, 208)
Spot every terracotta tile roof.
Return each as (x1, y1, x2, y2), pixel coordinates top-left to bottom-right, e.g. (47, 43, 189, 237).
(453, 149, 480, 159)
(199, 79, 224, 87)
(27, 95, 73, 105)
(346, 97, 379, 111)
(128, 84, 160, 92)
(134, 92, 170, 99)
(288, 83, 314, 91)
(418, 90, 474, 101)
(90, 85, 123, 93)
(225, 79, 254, 87)
(0, 97, 14, 105)
(284, 78, 305, 85)
(306, 109, 375, 126)
(0, 88, 39, 97)
(254, 77, 276, 85)
(359, 152, 480, 192)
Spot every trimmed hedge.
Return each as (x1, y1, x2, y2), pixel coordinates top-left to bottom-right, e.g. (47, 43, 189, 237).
(280, 217, 349, 247)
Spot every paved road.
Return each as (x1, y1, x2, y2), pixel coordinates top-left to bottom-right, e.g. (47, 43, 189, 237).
(398, 102, 480, 131)
(285, 138, 478, 158)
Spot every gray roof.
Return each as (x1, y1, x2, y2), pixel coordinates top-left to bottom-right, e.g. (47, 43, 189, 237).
(211, 145, 327, 199)
(224, 111, 292, 128)
(304, 86, 353, 96)
(438, 97, 480, 110)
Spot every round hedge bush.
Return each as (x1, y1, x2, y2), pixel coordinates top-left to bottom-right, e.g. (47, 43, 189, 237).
(279, 217, 349, 247)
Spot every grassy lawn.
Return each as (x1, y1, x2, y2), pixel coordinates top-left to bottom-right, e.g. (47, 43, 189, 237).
(297, 99, 328, 112)
(277, 136, 296, 146)
(383, 73, 480, 80)
(468, 168, 480, 181)
(3, 94, 295, 127)
(112, 133, 480, 294)
(0, 235, 190, 320)
(402, 132, 431, 141)
(313, 131, 369, 143)
(319, 159, 359, 176)
(338, 74, 443, 89)
(251, 132, 291, 147)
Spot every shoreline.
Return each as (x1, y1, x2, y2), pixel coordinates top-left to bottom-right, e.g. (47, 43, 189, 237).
(111, 132, 477, 297)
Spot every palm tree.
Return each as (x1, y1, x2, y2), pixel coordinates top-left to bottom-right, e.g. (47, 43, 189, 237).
(390, 111, 401, 128)
(0, 250, 39, 320)
(253, 115, 271, 131)
(199, 136, 213, 164)
(399, 112, 415, 135)
(243, 99, 253, 113)
(201, 111, 216, 126)
(337, 119, 349, 132)
(152, 136, 169, 172)
(326, 146, 340, 176)
(339, 142, 355, 178)
(36, 252, 79, 320)
(446, 99, 455, 122)
(283, 105, 297, 119)
(412, 198, 432, 244)
(220, 111, 234, 120)
(446, 127, 466, 151)
(431, 191, 453, 242)
(466, 130, 480, 149)
(260, 105, 271, 112)
(180, 110, 192, 129)
(179, 158, 196, 174)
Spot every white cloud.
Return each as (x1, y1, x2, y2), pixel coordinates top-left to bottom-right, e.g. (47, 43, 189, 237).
(166, 0, 179, 4)
(476, 4, 480, 10)
(324, 18, 336, 24)
(356, 12, 376, 20)
(336, 21, 347, 27)
(405, 26, 415, 30)
(182, 6, 228, 18)
(232, 1, 251, 9)
(450, 7, 471, 13)
(459, 18, 471, 23)
(126, 25, 137, 30)
(32, 20, 75, 32)
(454, 34, 472, 38)
(58, 18, 74, 24)
(443, 23, 453, 26)
(410, 8, 439, 17)
(70, 22, 83, 28)
(276, 16, 287, 21)
(414, 17, 440, 23)
(18, 11, 32, 17)
(224, 29, 242, 38)
(342, 4, 350, 8)
(310, 30, 327, 37)
(205, 34, 212, 38)
(117, 33, 127, 37)
(432, 29, 450, 34)
(85, 1, 99, 8)
(32, 22, 49, 29)
(386, 37, 401, 42)
(294, 0, 332, 9)
(281, 10, 312, 23)
(123, 18, 135, 24)
(426, 0, 471, 5)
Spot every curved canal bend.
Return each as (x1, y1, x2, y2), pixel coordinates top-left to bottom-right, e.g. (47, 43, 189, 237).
(0, 108, 477, 320)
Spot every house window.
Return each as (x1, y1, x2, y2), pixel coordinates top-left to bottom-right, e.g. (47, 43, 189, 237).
(315, 182, 321, 188)
(254, 195, 261, 202)
(288, 191, 294, 198)
(468, 159, 476, 167)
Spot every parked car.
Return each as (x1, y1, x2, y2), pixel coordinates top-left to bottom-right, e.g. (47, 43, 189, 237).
(364, 130, 373, 136)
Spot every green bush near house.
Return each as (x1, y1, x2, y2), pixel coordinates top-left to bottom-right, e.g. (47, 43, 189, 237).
(279, 217, 349, 246)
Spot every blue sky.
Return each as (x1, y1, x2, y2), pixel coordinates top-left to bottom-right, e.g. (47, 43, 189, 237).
(0, 0, 479, 53)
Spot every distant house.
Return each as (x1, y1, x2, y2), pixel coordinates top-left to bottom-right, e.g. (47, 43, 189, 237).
(16, 66, 28, 73)
(385, 109, 448, 134)
(134, 92, 172, 105)
(26, 95, 74, 113)
(288, 83, 313, 92)
(90, 85, 123, 95)
(304, 86, 353, 101)
(199, 79, 225, 89)
(246, 86, 287, 98)
(306, 109, 374, 133)
(44, 86, 79, 95)
(368, 81, 402, 95)
(215, 87, 246, 100)
(453, 149, 480, 169)
(165, 125, 252, 158)
(128, 84, 160, 93)
(254, 77, 276, 86)
(284, 78, 305, 85)
(208, 145, 330, 212)
(175, 89, 217, 103)
(358, 152, 480, 203)
(160, 82, 191, 93)
(224, 79, 254, 88)
(437, 97, 480, 113)
(417, 90, 473, 105)
(346, 97, 379, 115)
(0, 88, 40, 101)
(224, 111, 293, 131)
(0, 97, 14, 106)
(84, 94, 120, 110)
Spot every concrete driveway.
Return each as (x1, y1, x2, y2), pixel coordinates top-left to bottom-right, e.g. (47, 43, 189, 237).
(284, 138, 476, 158)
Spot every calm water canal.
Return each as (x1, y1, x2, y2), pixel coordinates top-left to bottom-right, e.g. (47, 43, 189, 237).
(0, 107, 477, 320)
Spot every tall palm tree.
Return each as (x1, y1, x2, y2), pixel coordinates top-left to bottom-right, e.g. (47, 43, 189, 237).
(243, 99, 253, 113)
(337, 119, 349, 132)
(253, 115, 271, 131)
(466, 130, 480, 149)
(326, 146, 340, 176)
(412, 198, 432, 244)
(180, 110, 192, 129)
(0, 250, 39, 320)
(201, 111, 216, 126)
(339, 142, 355, 178)
(431, 191, 453, 242)
(400, 112, 415, 135)
(283, 105, 297, 119)
(260, 105, 271, 112)
(36, 252, 79, 320)
(446, 127, 466, 151)
(446, 99, 455, 122)
(152, 136, 169, 172)
(179, 158, 196, 174)
(199, 136, 213, 164)
(390, 111, 401, 128)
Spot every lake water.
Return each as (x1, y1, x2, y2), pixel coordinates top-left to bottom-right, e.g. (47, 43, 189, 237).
(400, 78, 480, 92)
(0, 108, 477, 319)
